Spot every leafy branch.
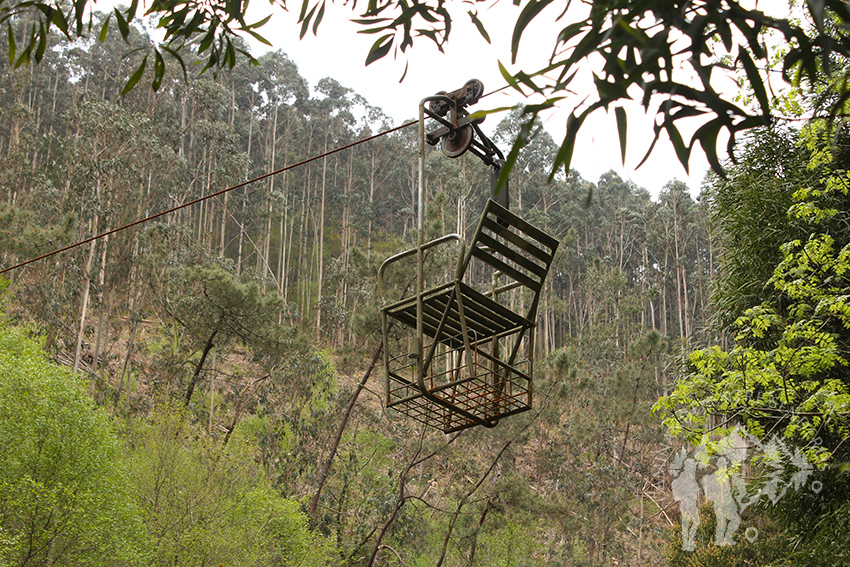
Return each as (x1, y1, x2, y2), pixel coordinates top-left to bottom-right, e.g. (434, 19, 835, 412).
(300, 0, 850, 177)
(1, 0, 281, 93)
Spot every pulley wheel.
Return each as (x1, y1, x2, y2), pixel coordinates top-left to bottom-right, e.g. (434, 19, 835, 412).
(428, 92, 450, 117)
(441, 124, 474, 158)
(463, 79, 484, 105)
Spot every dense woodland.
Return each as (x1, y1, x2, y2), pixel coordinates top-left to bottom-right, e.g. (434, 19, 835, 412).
(0, 8, 847, 567)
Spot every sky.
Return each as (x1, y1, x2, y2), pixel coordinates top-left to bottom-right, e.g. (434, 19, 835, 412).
(239, 0, 714, 198)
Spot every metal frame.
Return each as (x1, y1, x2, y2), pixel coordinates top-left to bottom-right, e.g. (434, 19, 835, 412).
(377, 92, 558, 433)
(379, 198, 558, 432)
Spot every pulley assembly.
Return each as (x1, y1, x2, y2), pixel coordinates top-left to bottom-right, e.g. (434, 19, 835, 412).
(422, 79, 509, 209)
(425, 79, 491, 160)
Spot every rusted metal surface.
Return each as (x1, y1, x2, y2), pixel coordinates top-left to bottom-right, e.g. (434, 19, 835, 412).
(378, 81, 556, 432)
(422, 79, 500, 163)
(379, 199, 559, 433)
(427, 78, 484, 117)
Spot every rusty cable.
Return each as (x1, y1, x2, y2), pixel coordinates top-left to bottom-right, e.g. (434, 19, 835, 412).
(0, 120, 417, 275)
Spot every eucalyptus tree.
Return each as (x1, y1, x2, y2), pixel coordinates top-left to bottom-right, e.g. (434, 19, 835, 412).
(50, 96, 183, 376)
(493, 107, 559, 213)
(355, 105, 404, 254)
(543, 170, 590, 339)
(251, 50, 308, 292)
(294, 1, 850, 185)
(75, 11, 152, 100)
(0, 0, 848, 195)
(289, 77, 359, 331)
(322, 104, 398, 340)
(657, 180, 698, 340)
(702, 127, 815, 332)
(641, 180, 710, 343)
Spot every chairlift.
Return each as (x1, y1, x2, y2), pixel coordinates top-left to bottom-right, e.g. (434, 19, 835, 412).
(377, 81, 559, 433)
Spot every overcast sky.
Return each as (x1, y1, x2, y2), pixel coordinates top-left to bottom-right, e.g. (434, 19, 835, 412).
(239, 1, 713, 198)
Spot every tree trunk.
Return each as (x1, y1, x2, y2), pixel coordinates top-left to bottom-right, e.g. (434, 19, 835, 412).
(309, 344, 382, 517)
(316, 131, 328, 333)
(222, 373, 271, 446)
(73, 184, 100, 373)
(467, 500, 492, 566)
(263, 103, 279, 290)
(92, 234, 109, 378)
(184, 328, 219, 407)
(219, 191, 228, 256)
(113, 316, 138, 416)
(434, 438, 517, 567)
(208, 352, 217, 434)
(237, 97, 255, 273)
(682, 263, 690, 338)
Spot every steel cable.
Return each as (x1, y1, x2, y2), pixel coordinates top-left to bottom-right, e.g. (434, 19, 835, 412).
(0, 120, 417, 275)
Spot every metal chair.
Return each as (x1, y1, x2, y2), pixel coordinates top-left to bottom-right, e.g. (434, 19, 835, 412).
(378, 199, 559, 432)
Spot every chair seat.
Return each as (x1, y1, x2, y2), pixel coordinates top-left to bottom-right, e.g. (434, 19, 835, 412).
(383, 281, 534, 349)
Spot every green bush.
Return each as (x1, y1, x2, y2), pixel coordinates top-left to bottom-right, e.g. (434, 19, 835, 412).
(126, 402, 339, 567)
(0, 324, 146, 567)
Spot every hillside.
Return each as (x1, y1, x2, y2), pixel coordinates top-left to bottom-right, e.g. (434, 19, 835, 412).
(0, 13, 718, 567)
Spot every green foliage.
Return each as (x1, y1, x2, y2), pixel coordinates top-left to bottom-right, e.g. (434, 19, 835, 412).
(666, 504, 786, 567)
(0, 204, 75, 259)
(0, 323, 146, 567)
(788, 495, 850, 565)
(0, 13, 721, 567)
(126, 402, 339, 567)
(657, 123, 850, 566)
(471, 513, 539, 566)
(167, 261, 290, 348)
(703, 127, 815, 331)
(3, 0, 850, 186)
(0, 0, 276, 93)
(0, 283, 336, 567)
(656, 134, 850, 464)
(154, 259, 313, 406)
(300, 0, 850, 179)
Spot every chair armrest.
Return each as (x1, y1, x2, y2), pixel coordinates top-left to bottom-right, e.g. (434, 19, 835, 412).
(377, 234, 466, 304)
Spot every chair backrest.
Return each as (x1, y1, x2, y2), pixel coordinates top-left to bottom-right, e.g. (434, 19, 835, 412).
(463, 199, 559, 318)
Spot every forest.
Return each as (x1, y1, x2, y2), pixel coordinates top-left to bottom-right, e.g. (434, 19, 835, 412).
(0, 5, 848, 567)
